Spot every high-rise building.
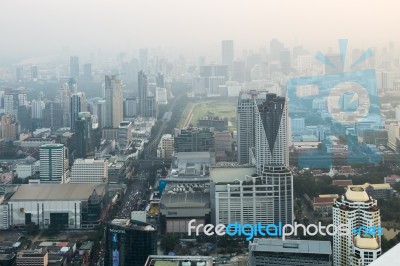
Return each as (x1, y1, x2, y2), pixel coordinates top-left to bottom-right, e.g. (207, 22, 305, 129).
(248, 239, 332, 266)
(156, 88, 168, 105)
(333, 187, 382, 266)
(156, 72, 164, 88)
(144, 96, 158, 118)
(70, 56, 79, 78)
(75, 112, 93, 158)
(39, 144, 68, 184)
(17, 248, 48, 266)
(89, 98, 106, 129)
(58, 83, 71, 128)
(104, 219, 157, 266)
(83, 63, 92, 81)
(124, 97, 137, 118)
(139, 49, 148, 71)
(104, 75, 123, 128)
(138, 70, 148, 116)
(70, 92, 86, 132)
(70, 158, 108, 184)
(222, 40, 234, 68)
(174, 127, 215, 152)
(4, 92, 19, 117)
(42, 101, 64, 131)
(237, 90, 269, 164)
(0, 114, 17, 140)
(118, 121, 132, 150)
(31, 100, 44, 119)
(254, 93, 289, 172)
(157, 134, 174, 159)
(16, 66, 23, 82)
(31, 65, 38, 80)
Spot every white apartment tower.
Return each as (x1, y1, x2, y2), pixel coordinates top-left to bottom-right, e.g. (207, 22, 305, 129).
(70, 158, 108, 184)
(333, 187, 381, 266)
(39, 144, 68, 184)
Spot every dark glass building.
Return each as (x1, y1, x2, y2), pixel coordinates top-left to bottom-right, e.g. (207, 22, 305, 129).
(104, 219, 157, 266)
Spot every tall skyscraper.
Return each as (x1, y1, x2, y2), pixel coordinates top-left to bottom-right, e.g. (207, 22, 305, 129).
(83, 63, 92, 81)
(138, 70, 148, 116)
(70, 92, 86, 132)
(156, 72, 164, 88)
(42, 101, 64, 131)
(333, 187, 382, 266)
(0, 114, 17, 140)
(31, 100, 44, 119)
(70, 56, 79, 78)
(4, 92, 19, 117)
(58, 83, 71, 128)
(254, 93, 289, 172)
(237, 90, 268, 164)
(31, 65, 38, 80)
(104, 75, 123, 128)
(39, 144, 68, 184)
(75, 112, 93, 158)
(222, 40, 234, 68)
(139, 48, 148, 71)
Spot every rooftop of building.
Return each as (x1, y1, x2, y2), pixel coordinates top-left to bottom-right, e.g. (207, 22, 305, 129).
(9, 184, 106, 201)
(249, 238, 332, 255)
(332, 179, 353, 187)
(348, 183, 392, 190)
(313, 196, 337, 205)
(161, 183, 210, 208)
(145, 255, 213, 266)
(354, 235, 380, 250)
(73, 158, 106, 164)
(110, 219, 156, 231)
(345, 187, 370, 202)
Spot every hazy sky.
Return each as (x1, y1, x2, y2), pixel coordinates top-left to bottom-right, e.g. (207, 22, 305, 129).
(1, 0, 399, 61)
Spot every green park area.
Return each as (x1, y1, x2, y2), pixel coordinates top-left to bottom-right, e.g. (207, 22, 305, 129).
(178, 100, 237, 131)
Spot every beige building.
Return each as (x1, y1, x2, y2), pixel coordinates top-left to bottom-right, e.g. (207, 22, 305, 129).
(333, 187, 381, 266)
(17, 248, 48, 266)
(387, 122, 400, 151)
(104, 75, 123, 128)
(157, 134, 174, 159)
(1, 114, 17, 140)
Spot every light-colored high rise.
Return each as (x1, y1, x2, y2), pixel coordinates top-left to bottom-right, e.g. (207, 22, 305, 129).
(31, 100, 45, 119)
(70, 158, 108, 184)
(70, 92, 87, 132)
(237, 90, 269, 164)
(104, 75, 123, 128)
(39, 144, 68, 184)
(58, 83, 71, 128)
(1, 114, 17, 140)
(157, 134, 174, 159)
(222, 40, 234, 67)
(333, 187, 381, 266)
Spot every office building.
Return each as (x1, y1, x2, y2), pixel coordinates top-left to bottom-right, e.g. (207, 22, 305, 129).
(248, 239, 332, 266)
(124, 97, 137, 118)
(104, 75, 123, 128)
(4, 92, 19, 117)
(31, 100, 44, 119)
(157, 134, 174, 159)
(117, 121, 132, 150)
(17, 248, 48, 266)
(58, 83, 71, 128)
(70, 92, 86, 132)
(83, 63, 92, 81)
(144, 96, 158, 118)
(222, 40, 234, 68)
(156, 87, 167, 105)
(254, 93, 289, 172)
(70, 56, 79, 78)
(75, 112, 93, 158)
(6, 183, 106, 229)
(145, 256, 213, 266)
(174, 127, 214, 153)
(31, 65, 38, 80)
(1, 114, 17, 140)
(138, 70, 148, 116)
(156, 72, 164, 88)
(333, 187, 381, 266)
(39, 144, 67, 184)
(70, 158, 108, 184)
(89, 98, 106, 129)
(104, 219, 157, 266)
(42, 101, 63, 131)
(237, 90, 268, 164)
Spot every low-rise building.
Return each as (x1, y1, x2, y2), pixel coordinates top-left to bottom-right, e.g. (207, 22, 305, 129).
(145, 256, 213, 266)
(347, 183, 393, 200)
(248, 238, 332, 266)
(313, 194, 339, 217)
(17, 248, 48, 266)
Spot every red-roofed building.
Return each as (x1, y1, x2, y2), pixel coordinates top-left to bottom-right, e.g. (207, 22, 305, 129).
(313, 194, 339, 216)
(332, 179, 353, 187)
(384, 174, 400, 186)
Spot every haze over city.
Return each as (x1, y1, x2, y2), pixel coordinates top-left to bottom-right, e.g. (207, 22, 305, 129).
(1, 0, 400, 64)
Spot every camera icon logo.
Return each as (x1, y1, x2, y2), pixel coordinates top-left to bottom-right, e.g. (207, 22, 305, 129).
(286, 40, 381, 168)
